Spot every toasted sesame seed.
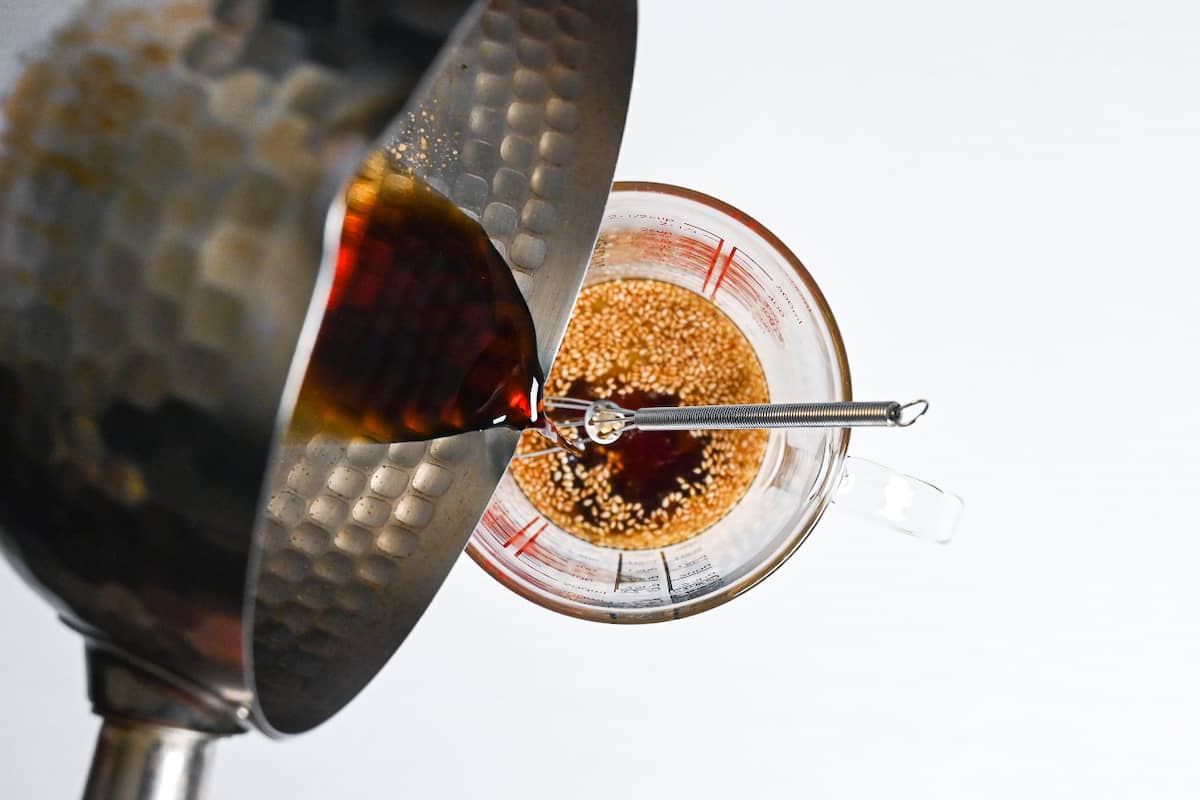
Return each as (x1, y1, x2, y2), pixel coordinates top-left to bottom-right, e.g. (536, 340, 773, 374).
(510, 278, 768, 550)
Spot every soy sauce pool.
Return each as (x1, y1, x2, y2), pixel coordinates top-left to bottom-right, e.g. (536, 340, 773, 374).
(510, 278, 770, 550)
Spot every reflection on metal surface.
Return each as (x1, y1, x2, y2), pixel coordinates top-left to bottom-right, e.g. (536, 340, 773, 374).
(250, 0, 637, 733)
(0, 0, 636, 796)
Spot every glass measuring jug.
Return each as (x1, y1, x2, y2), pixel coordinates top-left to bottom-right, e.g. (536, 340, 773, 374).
(467, 183, 962, 622)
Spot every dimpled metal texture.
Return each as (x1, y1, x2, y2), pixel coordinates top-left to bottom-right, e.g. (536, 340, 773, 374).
(413, 0, 594, 275)
(250, 0, 636, 733)
(0, 0, 327, 716)
(0, 0, 474, 735)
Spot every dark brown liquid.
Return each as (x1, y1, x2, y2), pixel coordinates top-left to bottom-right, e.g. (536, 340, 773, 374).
(567, 382, 708, 525)
(509, 278, 769, 549)
(292, 153, 548, 443)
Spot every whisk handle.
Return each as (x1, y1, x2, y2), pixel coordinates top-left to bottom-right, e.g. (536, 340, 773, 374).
(632, 400, 928, 430)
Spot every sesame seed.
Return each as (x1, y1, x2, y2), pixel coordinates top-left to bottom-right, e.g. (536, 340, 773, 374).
(510, 278, 769, 550)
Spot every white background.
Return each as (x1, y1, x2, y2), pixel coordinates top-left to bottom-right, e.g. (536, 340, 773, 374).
(2, 0, 1199, 797)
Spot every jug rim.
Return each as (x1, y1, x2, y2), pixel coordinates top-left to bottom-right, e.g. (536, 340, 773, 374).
(467, 181, 855, 623)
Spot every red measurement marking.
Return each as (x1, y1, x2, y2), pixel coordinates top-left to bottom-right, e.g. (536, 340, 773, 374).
(514, 522, 548, 557)
(711, 246, 738, 297)
(480, 507, 501, 539)
(700, 238, 725, 292)
(503, 517, 540, 548)
(682, 222, 721, 241)
(677, 238, 712, 280)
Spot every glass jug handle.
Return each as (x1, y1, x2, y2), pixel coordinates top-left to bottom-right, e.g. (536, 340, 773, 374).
(832, 456, 964, 544)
